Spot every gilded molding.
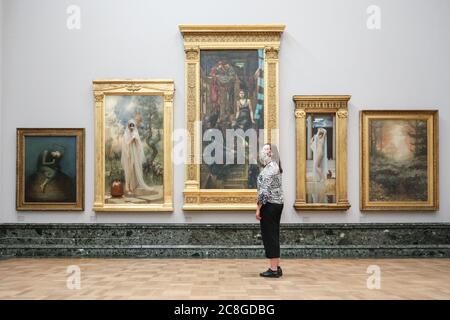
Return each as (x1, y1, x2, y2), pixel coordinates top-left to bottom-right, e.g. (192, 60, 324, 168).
(125, 84, 142, 92)
(294, 110, 306, 118)
(337, 110, 348, 118)
(264, 47, 279, 59)
(185, 47, 200, 60)
(94, 93, 104, 103)
(164, 94, 174, 102)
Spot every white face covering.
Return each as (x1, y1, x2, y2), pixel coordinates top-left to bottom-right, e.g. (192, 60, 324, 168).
(260, 147, 272, 166)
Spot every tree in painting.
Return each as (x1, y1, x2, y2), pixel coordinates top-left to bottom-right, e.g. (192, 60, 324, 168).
(369, 120, 428, 201)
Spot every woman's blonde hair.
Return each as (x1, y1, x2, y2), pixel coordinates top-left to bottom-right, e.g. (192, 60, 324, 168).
(264, 143, 283, 174)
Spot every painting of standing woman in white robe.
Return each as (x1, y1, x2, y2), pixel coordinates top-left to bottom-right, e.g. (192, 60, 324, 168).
(306, 113, 336, 203)
(104, 95, 164, 204)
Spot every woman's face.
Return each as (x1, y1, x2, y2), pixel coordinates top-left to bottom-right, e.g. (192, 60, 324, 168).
(239, 91, 245, 99)
(260, 144, 272, 165)
(128, 122, 135, 131)
(262, 144, 272, 157)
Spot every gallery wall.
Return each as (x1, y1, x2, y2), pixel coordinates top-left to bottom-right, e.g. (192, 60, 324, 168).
(0, 0, 3, 213)
(1, 0, 449, 224)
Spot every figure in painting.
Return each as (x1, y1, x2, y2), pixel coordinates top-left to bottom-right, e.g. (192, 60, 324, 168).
(104, 95, 164, 204)
(209, 59, 237, 116)
(311, 128, 328, 182)
(25, 142, 75, 203)
(121, 119, 153, 195)
(234, 89, 254, 132)
(39, 147, 64, 192)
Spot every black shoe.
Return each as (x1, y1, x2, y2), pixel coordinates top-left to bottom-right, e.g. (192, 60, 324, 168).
(260, 268, 280, 278)
(277, 266, 283, 277)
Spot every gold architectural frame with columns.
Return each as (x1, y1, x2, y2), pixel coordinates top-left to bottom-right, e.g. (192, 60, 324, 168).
(293, 95, 351, 211)
(93, 80, 174, 212)
(179, 24, 285, 211)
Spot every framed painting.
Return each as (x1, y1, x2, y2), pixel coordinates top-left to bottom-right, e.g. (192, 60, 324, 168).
(179, 24, 285, 211)
(360, 110, 439, 211)
(93, 80, 174, 212)
(16, 128, 84, 211)
(293, 95, 351, 211)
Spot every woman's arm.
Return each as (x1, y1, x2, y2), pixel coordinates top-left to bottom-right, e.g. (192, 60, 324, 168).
(257, 169, 272, 207)
(256, 202, 262, 220)
(41, 150, 56, 165)
(248, 99, 254, 123)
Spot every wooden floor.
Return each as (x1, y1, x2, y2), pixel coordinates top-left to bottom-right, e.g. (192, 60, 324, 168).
(0, 258, 449, 300)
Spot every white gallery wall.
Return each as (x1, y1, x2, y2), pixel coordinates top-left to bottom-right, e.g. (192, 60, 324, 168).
(1, 0, 449, 224)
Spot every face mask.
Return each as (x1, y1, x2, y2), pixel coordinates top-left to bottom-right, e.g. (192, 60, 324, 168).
(260, 149, 272, 166)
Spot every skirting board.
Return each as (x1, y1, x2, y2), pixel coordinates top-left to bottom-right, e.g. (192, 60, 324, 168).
(1, 223, 449, 258)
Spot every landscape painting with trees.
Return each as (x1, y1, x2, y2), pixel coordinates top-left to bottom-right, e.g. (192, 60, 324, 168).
(368, 119, 428, 201)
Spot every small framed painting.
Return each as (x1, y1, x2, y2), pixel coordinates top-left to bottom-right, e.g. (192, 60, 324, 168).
(16, 128, 85, 211)
(360, 110, 439, 211)
(293, 95, 351, 211)
(93, 80, 174, 212)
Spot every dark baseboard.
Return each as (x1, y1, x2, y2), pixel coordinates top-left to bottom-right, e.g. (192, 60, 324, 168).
(1, 223, 449, 258)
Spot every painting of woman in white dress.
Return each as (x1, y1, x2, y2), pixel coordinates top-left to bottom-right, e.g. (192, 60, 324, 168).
(121, 119, 154, 195)
(104, 95, 164, 204)
(306, 113, 336, 203)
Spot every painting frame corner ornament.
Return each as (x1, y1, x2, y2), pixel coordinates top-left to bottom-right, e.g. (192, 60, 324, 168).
(360, 110, 439, 211)
(293, 95, 351, 211)
(92, 79, 174, 212)
(179, 24, 285, 211)
(16, 128, 85, 211)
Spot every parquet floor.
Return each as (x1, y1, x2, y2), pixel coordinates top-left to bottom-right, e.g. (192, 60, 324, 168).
(0, 258, 449, 300)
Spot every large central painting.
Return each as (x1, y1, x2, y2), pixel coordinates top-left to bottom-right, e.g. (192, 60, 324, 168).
(200, 50, 264, 189)
(180, 24, 284, 210)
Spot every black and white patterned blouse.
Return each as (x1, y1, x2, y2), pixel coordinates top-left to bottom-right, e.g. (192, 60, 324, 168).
(257, 161, 284, 205)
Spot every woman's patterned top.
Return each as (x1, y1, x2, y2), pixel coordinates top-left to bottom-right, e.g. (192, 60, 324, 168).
(257, 161, 284, 205)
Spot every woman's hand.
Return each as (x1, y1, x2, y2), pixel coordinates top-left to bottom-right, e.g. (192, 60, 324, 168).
(255, 208, 262, 220)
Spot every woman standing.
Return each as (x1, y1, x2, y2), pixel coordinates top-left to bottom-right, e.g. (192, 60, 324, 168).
(311, 127, 328, 182)
(256, 144, 284, 278)
(121, 119, 152, 195)
(234, 90, 254, 131)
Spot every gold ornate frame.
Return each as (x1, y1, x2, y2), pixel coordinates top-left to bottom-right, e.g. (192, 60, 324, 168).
(93, 80, 174, 212)
(360, 110, 439, 211)
(293, 95, 351, 211)
(16, 128, 85, 211)
(179, 24, 285, 211)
